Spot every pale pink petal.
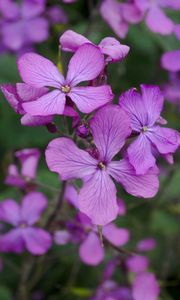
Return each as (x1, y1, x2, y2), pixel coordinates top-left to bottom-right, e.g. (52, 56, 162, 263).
(127, 134, 156, 175)
(23, 227, 52, 255)
(99, 37, 130, 63)
(78, 171, 119, 225)
(0, 229, 25, 253)
(146, 7, 174, 35)
(90, 105, 131, 162)
(22, 90, 66, 116)
(21, 192, 48, 225)
(132, 272, 160, 300)
(103, 224, 129, 247)
(161, 50, 180, 72)
(66, 44, 104, 86)
(60, 30, 90, 52)
(69, 86, 113, 114)
(21, 114, 53, 126)
(0, 200, 20, 226)
(18, 53, 65, 88)
(79, 232, 104, 265)
(108, 159, 159, 198)
(45, 137, 97, 180)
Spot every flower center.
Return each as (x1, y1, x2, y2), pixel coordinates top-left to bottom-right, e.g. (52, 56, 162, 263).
(19, 222, 27, 228)
(98, 162, 106, 170)
(61, 85, 71, 93)
(142, 126, 148, 133)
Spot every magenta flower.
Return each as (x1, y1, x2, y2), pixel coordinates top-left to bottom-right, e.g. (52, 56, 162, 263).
(136, 238, 156, 252)
(0, 192, 52, 255)
(119, 85, 180, 175)
(135, 0, 174, 35)
(163, 73, 180, 111)
(126, 255, 149, 274)
(1, 83, 53, 126)
(60, 30, 130, 63)
(18, 44, 113, 116)
(132, 272, 160, 300)
(161, 50, 180, 72)
(46, 105, 159, 225)
(5, 148, 40, 189)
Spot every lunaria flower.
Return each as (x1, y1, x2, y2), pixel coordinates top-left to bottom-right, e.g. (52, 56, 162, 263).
(60, 30, 130, 63)
(46, 105, 159, 225)
(132, 272, 160, 300)
(0, 192, 52, 255)
(119, 85, 180, 175)
(5, 148, 40, 189)
(18, 44, 113, 116)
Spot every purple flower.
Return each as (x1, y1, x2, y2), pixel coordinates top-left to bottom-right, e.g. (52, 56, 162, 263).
(0, 192, 52, 255)
(54, 230, 71, 245)
(18, 44, 113, 116)
(48, 6, 68, 24)
(163, 73, 180, 111)
(136, 238, 156, 252)
(60, 30, 130, 63)
(126, 255, 149, 273)
(132, 272, 160, 300)
(5, 148, 40, 189)
(119, 85, 179, 175)
(46, 105, 159, 225)
(100, 0, 143, 39)
(135, 0, 175, 35)
(174, 24, 180, 39)
(1, 83, 53, 126)
(161, 50, 180, 72)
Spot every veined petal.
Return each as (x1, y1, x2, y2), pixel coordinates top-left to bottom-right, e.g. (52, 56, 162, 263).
(108, 159, 159, 198)
(78, 170, 119, 225)
(66, 44, 104, 86)
(21, 192, 48, 226)
(127, 134, 156, 175)
(69, 86, 113, 114)
(0, 199, 20, 226)
(79, 232, 104, 265)
(0, 229, 25, 253)
(99, 37, 130, 63)
(103, 224, 129, 247)
(16, 83, 48, 102)
(23, 227, 52, 255)
(90, 105, 131, 162)
(22, 90, 66, 116)
(146, 7, 174, 35)
(18, 53, 65, 88)
(132, 272, 160, 300)
(45, 137, 97, 180)
(60, 30, 90, 52)
(21, 114, 53, 126)
(1, 84, 24, 114)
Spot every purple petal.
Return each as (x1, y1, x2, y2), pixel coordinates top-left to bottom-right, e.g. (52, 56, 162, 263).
(148, 126, 180, 155)
(117, 198, 126, 216)
(98, 37, 130, 63)
(103, 224, 129, 246)
(21, 192, 48, 225)
(25, 18, 49, 43)
(18, 53, 65, 88)
(161, 50, 180, 72)
(23, 227, 52, 255)
(146, 7, 174, 35)
(132, 272, 160, 300)
(127, 134, 156, 175)
(48, 6, 68, 24)
(60, 30, 90, 52)
(0, 0, 20, 20)
(69, 86, 113, 114)
(5, 164, 26, 188)
(78, 171, 119, 225)
(16, 83, 48, 102)
(45, 137, 97, 180)
(121, 3, 143, 24)
(79, 232, 104, 265)
(108, 159, 159, 198)
(22, 0, 45, 19)
(0, 229, 25, 253)
(136, 238, 156, 252)
(66, 44, 104, 86)
(15, 148, 40, 179)
(90, 105, 131, 162)
(22, 90, 66, 116)
(126, 255, 149, 273)
(0, 199, 20, 226)
(1, 84, 24, 114)
(21, 114, 53, 126)
(54, 230, 71, 245)
(2, 21, 24, 51)
(174, 24, 180, 40)
(64, 184, 78, 208)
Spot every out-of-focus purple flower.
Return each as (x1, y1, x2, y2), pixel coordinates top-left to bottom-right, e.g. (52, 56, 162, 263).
(117, 198, 126, 216)
(18, 44, 113, 116)
(100, 0, 143, 39)
(48, 6, 68, 24)
(1, 0, 49, 52)
(54, 230, 71, 245)
(0, 192, 52, 255)
(1, 83, 53, 126)
(161, 50, 180, 72)
(60, 30, 130, 63)
(64, 184, 79, 208)
(136, 238, 156, 251)
(132, 272, 160, 300)
(126, 255, 149, 273)
(135, 0, 175, 35)
(163, 73, 180, 110)
(5, 148, 40, 189)
(46, 105, 159, 225)
(119, 84, 179, 175)
(62, 0, 77, 3)
(174, 24, 180, 39)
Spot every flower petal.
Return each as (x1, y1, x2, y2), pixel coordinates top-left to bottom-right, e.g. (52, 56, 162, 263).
(103, 224, 129, 247)
(127, 134, 156, 175)
(146, 7, 174, 35)
(69, 86, 113, 114)
(22, 90, 66, 116)
(1, 84, 24, 114)
(126, 255, 149, 273)
(18, 53, 65, 88)
(79, 232, 104, 265)
(16, 83, 48, 102)
(25, 18, 49, 43)
(15, 148, 40, 179)
(23, 227, 52, 255)
(132, 272, 160, 300)
(78, 170, 119, 225)
(21, 114, 53, 126)
(136, 238, 156, 252)
(66, 44, 104, 86)
(64, 184, 78, 208)
(90, 105, 131, 162)
(108, 159, 159, 198)
(161, 50, 180, 72)
(60, 30, 90, 52)
(54, 230, 71, 245)
(0, 229, 25, 253)
(21, 192, 48, 225)
(45, 137, 97, 180)
(0, 199, 20, 226)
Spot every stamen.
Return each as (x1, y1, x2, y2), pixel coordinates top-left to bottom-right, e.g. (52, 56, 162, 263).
(98, 162, 106, 170)
(19, 222, 27, 228)
(61, 85, 71, 93)
(142, 126, 148, 133)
